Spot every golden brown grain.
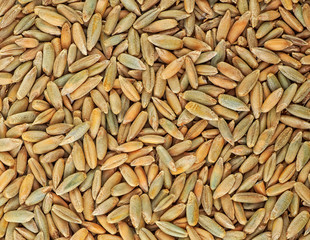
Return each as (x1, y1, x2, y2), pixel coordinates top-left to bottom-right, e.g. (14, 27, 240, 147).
(0, 1, 309, 239)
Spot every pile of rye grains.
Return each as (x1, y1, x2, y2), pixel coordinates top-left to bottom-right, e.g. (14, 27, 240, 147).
(0, 0, 310, 239)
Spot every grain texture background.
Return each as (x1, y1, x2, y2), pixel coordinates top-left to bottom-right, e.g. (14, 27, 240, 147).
(0, 0, 309, 239)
